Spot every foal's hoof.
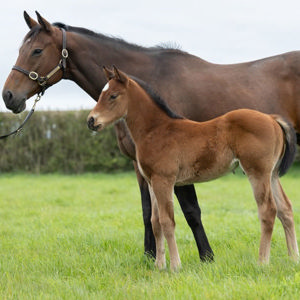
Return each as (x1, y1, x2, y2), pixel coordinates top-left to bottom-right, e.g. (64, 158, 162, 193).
(290, 252, 299, 263)
(170, 263, 182, 273)
(155, 259, 166, 270)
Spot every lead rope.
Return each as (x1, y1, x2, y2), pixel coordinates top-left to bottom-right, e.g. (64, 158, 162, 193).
(0, 91, 43, 140)
(0, 28, 67, 140)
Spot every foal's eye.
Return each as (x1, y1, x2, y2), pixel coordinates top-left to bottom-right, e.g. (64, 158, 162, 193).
(110, 94, 118, 100)
(32, 49, 43, 56)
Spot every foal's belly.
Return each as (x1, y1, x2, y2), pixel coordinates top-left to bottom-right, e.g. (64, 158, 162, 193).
(175, 158, 238, 186)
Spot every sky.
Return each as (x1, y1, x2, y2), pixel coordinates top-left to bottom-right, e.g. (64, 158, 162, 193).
(1, 0, 300, 112)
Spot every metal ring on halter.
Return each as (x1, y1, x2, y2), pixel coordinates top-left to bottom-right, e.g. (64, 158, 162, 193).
(1, 29, 69, 140)
(0, 91, 44, 139)
(62, 49, 68, 58)
(29, 71, 39, 81)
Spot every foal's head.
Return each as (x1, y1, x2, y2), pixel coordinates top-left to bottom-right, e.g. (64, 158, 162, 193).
(87, 66, 130, 131)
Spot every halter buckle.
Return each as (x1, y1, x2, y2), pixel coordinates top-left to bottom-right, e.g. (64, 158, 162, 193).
(29, 71, 39, 81)
(38, 79, 48, 87)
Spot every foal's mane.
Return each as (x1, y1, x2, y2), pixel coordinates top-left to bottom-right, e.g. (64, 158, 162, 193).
(130, 76, 184, 119)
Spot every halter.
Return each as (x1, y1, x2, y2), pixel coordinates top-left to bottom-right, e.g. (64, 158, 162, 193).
(0, 28, 68, 140)
(12, 28, 68, 91)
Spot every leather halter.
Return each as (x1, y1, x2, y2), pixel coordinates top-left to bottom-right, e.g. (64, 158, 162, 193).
(0, 28, 68, 140)
(12, 28, 68, 93)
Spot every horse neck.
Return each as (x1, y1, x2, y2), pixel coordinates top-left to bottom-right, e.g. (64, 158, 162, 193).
(64, 31, 155, 101)
(125, 80, 172, 143)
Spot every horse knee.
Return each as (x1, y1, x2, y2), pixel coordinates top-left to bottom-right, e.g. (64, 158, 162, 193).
(159, 218, 176, 238)
(140, 185, 152, 226)
(183, 209, 201, 228)
(277, 210, 295, 228)
(260, 207, 276, 232)
(151, 214, 160, 230)
(143, 209, 152, 227)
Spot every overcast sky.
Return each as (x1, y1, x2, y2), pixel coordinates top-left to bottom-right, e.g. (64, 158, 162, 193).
(1, 0, 300, 112)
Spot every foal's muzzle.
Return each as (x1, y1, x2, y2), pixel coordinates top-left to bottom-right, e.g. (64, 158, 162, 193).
(87, 116, 101, 131)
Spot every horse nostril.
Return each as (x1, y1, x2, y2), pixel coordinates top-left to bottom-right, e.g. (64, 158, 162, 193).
(2, 90, 13, 104)
(87, 116, 95, 129)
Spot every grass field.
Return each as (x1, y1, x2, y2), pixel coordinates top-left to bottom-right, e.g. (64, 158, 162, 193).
(0, 168, 299, 299)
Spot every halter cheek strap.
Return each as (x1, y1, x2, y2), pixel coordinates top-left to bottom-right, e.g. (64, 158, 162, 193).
(12, 28, 68, 92)
(0, 28, 68, 140)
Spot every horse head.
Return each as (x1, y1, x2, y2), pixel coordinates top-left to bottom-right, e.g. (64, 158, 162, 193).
(2, 11, 66, 113)
(87, 66, 129, 131)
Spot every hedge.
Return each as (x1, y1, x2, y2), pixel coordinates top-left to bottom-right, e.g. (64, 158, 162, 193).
(0, 110, 132, 173)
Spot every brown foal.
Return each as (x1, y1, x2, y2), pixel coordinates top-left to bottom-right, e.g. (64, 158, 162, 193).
(87, 66, 299, 271)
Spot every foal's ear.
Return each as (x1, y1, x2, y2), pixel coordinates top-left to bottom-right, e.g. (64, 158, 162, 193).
(36, 11, 52, 32)
(103, 66, 114, 81)
(113, 65, 128, 84)
(24, 11, 38, 29)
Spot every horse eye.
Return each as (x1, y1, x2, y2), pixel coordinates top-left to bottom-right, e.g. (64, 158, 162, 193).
(32, 49, 43, 56)
(110, 94, 118, 100)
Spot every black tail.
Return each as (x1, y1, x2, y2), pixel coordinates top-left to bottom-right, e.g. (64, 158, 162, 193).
(274, 116, 297, 176)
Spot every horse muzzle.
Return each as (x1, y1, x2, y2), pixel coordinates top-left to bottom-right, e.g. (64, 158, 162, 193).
(87, 116, 102, 131)
(2, 89, 26, 113)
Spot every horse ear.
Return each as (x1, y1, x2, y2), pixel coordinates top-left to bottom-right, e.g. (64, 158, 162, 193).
(24, 11, 38, 29)
(113, 65, 128, 84)
(103, 66, 114, 81)
(35, 11, 52, 32)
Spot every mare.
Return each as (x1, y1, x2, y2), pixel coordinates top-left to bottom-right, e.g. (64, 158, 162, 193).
(87, 66, 299, 271)
(3, 12, 300, 261)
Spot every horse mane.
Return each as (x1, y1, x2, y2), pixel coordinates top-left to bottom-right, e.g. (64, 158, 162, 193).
(52, 22, 185, 53)
(130, 76, 184, 119)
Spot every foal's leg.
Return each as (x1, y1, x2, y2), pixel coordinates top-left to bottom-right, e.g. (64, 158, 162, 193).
(175, 185, 214, 261)
(151, 176, 181, 271)
(133, 162, 156, 258)
(248, 174, 277, 263)
(148, 184, 166, 269)
(271, 177, 299, 261)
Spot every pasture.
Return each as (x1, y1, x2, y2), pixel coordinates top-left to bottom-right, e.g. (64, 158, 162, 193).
(0, 169, 299, 299)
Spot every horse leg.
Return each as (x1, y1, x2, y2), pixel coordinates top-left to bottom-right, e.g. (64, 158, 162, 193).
(271, 176, 299, 261)
(148, 184, 166, 269)
(248, 174, 277, 263)
(133, 162, 156, 258)
(151, 176, 181, 271)
(174, 185, 214, 261)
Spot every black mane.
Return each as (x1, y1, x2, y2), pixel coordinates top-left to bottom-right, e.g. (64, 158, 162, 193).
(131, 76, 184, 120)
(52, 22, 184, 53)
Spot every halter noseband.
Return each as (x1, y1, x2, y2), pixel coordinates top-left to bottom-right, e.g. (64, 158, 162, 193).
(0, 28, 68, 140)
(12, 28, 68, 93)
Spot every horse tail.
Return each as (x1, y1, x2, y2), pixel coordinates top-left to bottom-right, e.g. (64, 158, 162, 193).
(273, 115, 297, 177)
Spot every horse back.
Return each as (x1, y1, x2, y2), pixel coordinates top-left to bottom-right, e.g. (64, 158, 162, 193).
(156, 52, 300, 131)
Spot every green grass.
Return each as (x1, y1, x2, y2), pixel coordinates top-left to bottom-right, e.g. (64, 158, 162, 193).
(0, 169, 299, 299)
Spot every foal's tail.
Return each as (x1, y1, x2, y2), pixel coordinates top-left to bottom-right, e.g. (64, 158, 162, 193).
(273, 115, 297, 177)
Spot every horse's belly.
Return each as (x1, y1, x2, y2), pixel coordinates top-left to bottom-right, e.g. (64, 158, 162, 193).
(175, 158, 238, 185)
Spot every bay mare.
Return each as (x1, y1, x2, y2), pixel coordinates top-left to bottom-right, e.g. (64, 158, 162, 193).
(3, 12, 300, 261)
(87, 66, 299, 271)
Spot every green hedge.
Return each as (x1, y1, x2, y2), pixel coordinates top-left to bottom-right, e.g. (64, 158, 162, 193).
(0, 110, 132, 173)
(1, 110, 299, 174)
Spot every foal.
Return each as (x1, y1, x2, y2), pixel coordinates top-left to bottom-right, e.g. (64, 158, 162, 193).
(87, 66, 299, 271)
